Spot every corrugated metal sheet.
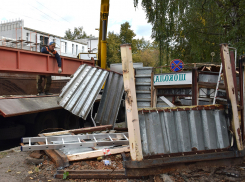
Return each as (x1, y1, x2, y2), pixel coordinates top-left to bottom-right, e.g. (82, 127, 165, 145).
(59, 64, 109, 119)
(95, 72, 124, 127)
(0, 96, 61, 117)
(138, 107, 230, 156)
(135, 67, 153, 108)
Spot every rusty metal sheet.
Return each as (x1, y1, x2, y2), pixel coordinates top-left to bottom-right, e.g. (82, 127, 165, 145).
(0, 96, 61, 117)
(0, 46, 94, 76)
(95, 72, 124, 127)
(138, 105, 230, 156)
(55, 170, 142, 179)
(59, 64, 109, 120)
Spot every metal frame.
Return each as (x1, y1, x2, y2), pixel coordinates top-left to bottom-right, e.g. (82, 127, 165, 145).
(0, 46, 94, 76)
(21, 133, 129, 151)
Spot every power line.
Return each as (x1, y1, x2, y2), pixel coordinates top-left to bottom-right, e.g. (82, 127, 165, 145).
(36, 1, 72, 25)
(0, 8, 46, 23)
(28, 3, 60, 23)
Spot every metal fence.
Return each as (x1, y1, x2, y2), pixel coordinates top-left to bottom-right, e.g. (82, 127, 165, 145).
(138, 106, 230, 156)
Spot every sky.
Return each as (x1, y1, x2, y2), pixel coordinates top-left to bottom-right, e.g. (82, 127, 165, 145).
(0, 0, 152, 41)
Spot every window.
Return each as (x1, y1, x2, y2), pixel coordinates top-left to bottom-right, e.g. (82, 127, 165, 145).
(76, 45, 78, 55)
(61, 42, 67, 53)
(72, 44, 74, 54)
(26, 33, 29, 41)
(26, 33, 29, 45)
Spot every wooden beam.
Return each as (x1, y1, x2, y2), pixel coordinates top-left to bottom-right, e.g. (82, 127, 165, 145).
(150, 71, 154, 107)
(153, 88, 157, 108)
(67, 146, 130, 161)
(42, 125, 113, 136)
(220, 44, 243, 151)
(120, 44, 143, 161)
(192, 68, 199, 105)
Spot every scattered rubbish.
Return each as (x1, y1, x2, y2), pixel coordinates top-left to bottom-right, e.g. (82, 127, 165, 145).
(103, 160, 111, 166)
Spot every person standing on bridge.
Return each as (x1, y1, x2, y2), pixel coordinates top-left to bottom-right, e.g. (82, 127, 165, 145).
(37, 42, 62, 96)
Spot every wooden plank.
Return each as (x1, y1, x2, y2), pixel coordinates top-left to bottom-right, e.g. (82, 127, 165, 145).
(67, 146, 130, 161)
(42, 125, 113, 136)
(151, 71, 154, 107)
(240, 57, 245, 140)
(230, 51, 238, 102)
(120, 44, 143, 161)
(192, 68, 198, 105)
(220, 44, 243, 151)
(38, 134, 69, 167)
(153, 88, 157, 108)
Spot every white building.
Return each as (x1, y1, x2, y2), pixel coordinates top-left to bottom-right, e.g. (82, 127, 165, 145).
(76, 37, 98, 53)
(0, 19, 88, 58)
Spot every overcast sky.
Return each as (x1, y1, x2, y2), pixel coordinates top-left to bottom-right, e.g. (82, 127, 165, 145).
(0, 0, 152, 41)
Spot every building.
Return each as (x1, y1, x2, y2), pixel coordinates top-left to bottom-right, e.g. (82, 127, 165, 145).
(0, 19, 88, 58)
(76, 37, 98, 53)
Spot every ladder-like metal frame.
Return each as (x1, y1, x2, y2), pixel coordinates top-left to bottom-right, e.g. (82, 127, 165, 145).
(21, 133, 129, 151)
(213, 63, 223, 104)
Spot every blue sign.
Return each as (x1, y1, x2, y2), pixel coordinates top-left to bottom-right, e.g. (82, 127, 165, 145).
(170, 59, 184, 72)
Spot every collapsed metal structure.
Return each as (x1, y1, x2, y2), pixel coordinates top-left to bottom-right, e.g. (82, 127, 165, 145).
(15, 43, 245, 178)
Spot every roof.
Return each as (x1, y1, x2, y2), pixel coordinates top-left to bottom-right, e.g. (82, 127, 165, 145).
(24, 27, 87, 45)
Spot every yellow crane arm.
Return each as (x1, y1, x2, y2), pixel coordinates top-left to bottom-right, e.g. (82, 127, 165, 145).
(98, 0, 109, 69)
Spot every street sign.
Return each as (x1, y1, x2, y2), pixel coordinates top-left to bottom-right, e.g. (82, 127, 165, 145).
(170, 59, 183, 72)
(154, 72, 192, 86)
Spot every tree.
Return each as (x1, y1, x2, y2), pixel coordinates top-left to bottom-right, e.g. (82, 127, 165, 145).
(106, 31, 121, 66)
(64, 26, 94, 40)
(135, 0, 245, 64)
(106, 21, 160, 67)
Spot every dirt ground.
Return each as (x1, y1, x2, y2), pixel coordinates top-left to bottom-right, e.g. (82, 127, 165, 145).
(1, 147, 245, 182)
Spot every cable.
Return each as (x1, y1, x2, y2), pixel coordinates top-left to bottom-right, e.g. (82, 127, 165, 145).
(0, 8, 46, 23)
(36, 1, 72, 25)
(28, 4, 60, 23)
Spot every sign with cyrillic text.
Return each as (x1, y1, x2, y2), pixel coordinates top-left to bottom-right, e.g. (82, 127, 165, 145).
(154, 72, 192, 86)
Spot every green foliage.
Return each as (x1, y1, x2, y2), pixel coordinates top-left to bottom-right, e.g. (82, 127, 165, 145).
(64, 26, 94, 40)
(63, 171, 69, 180)
(107, 21, 160, 67)
(107, 31, 121, 66)
(135, 0, 245, 65)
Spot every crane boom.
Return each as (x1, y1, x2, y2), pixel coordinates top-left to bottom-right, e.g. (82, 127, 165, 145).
(98, 0, 109, 69)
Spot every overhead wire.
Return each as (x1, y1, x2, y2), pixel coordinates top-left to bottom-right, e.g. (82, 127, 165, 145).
(36, 1, 72, 25)
(27, 3, 61, 23)
(0, 8, 46, 23)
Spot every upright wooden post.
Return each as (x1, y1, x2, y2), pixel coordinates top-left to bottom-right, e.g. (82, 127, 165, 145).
(192, 68, 198, 105)
(239, 57, 244, 141)
(120, 44, 143, 161)
(220, 44, 243, 151)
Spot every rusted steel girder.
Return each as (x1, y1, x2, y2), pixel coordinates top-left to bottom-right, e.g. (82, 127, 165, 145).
(124, 150, 244, 169)
(0, 46, 94, 76)
(55, 170, 142, 179)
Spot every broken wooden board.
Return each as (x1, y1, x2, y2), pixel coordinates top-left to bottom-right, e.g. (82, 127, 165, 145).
(67, 146, 130, 161)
